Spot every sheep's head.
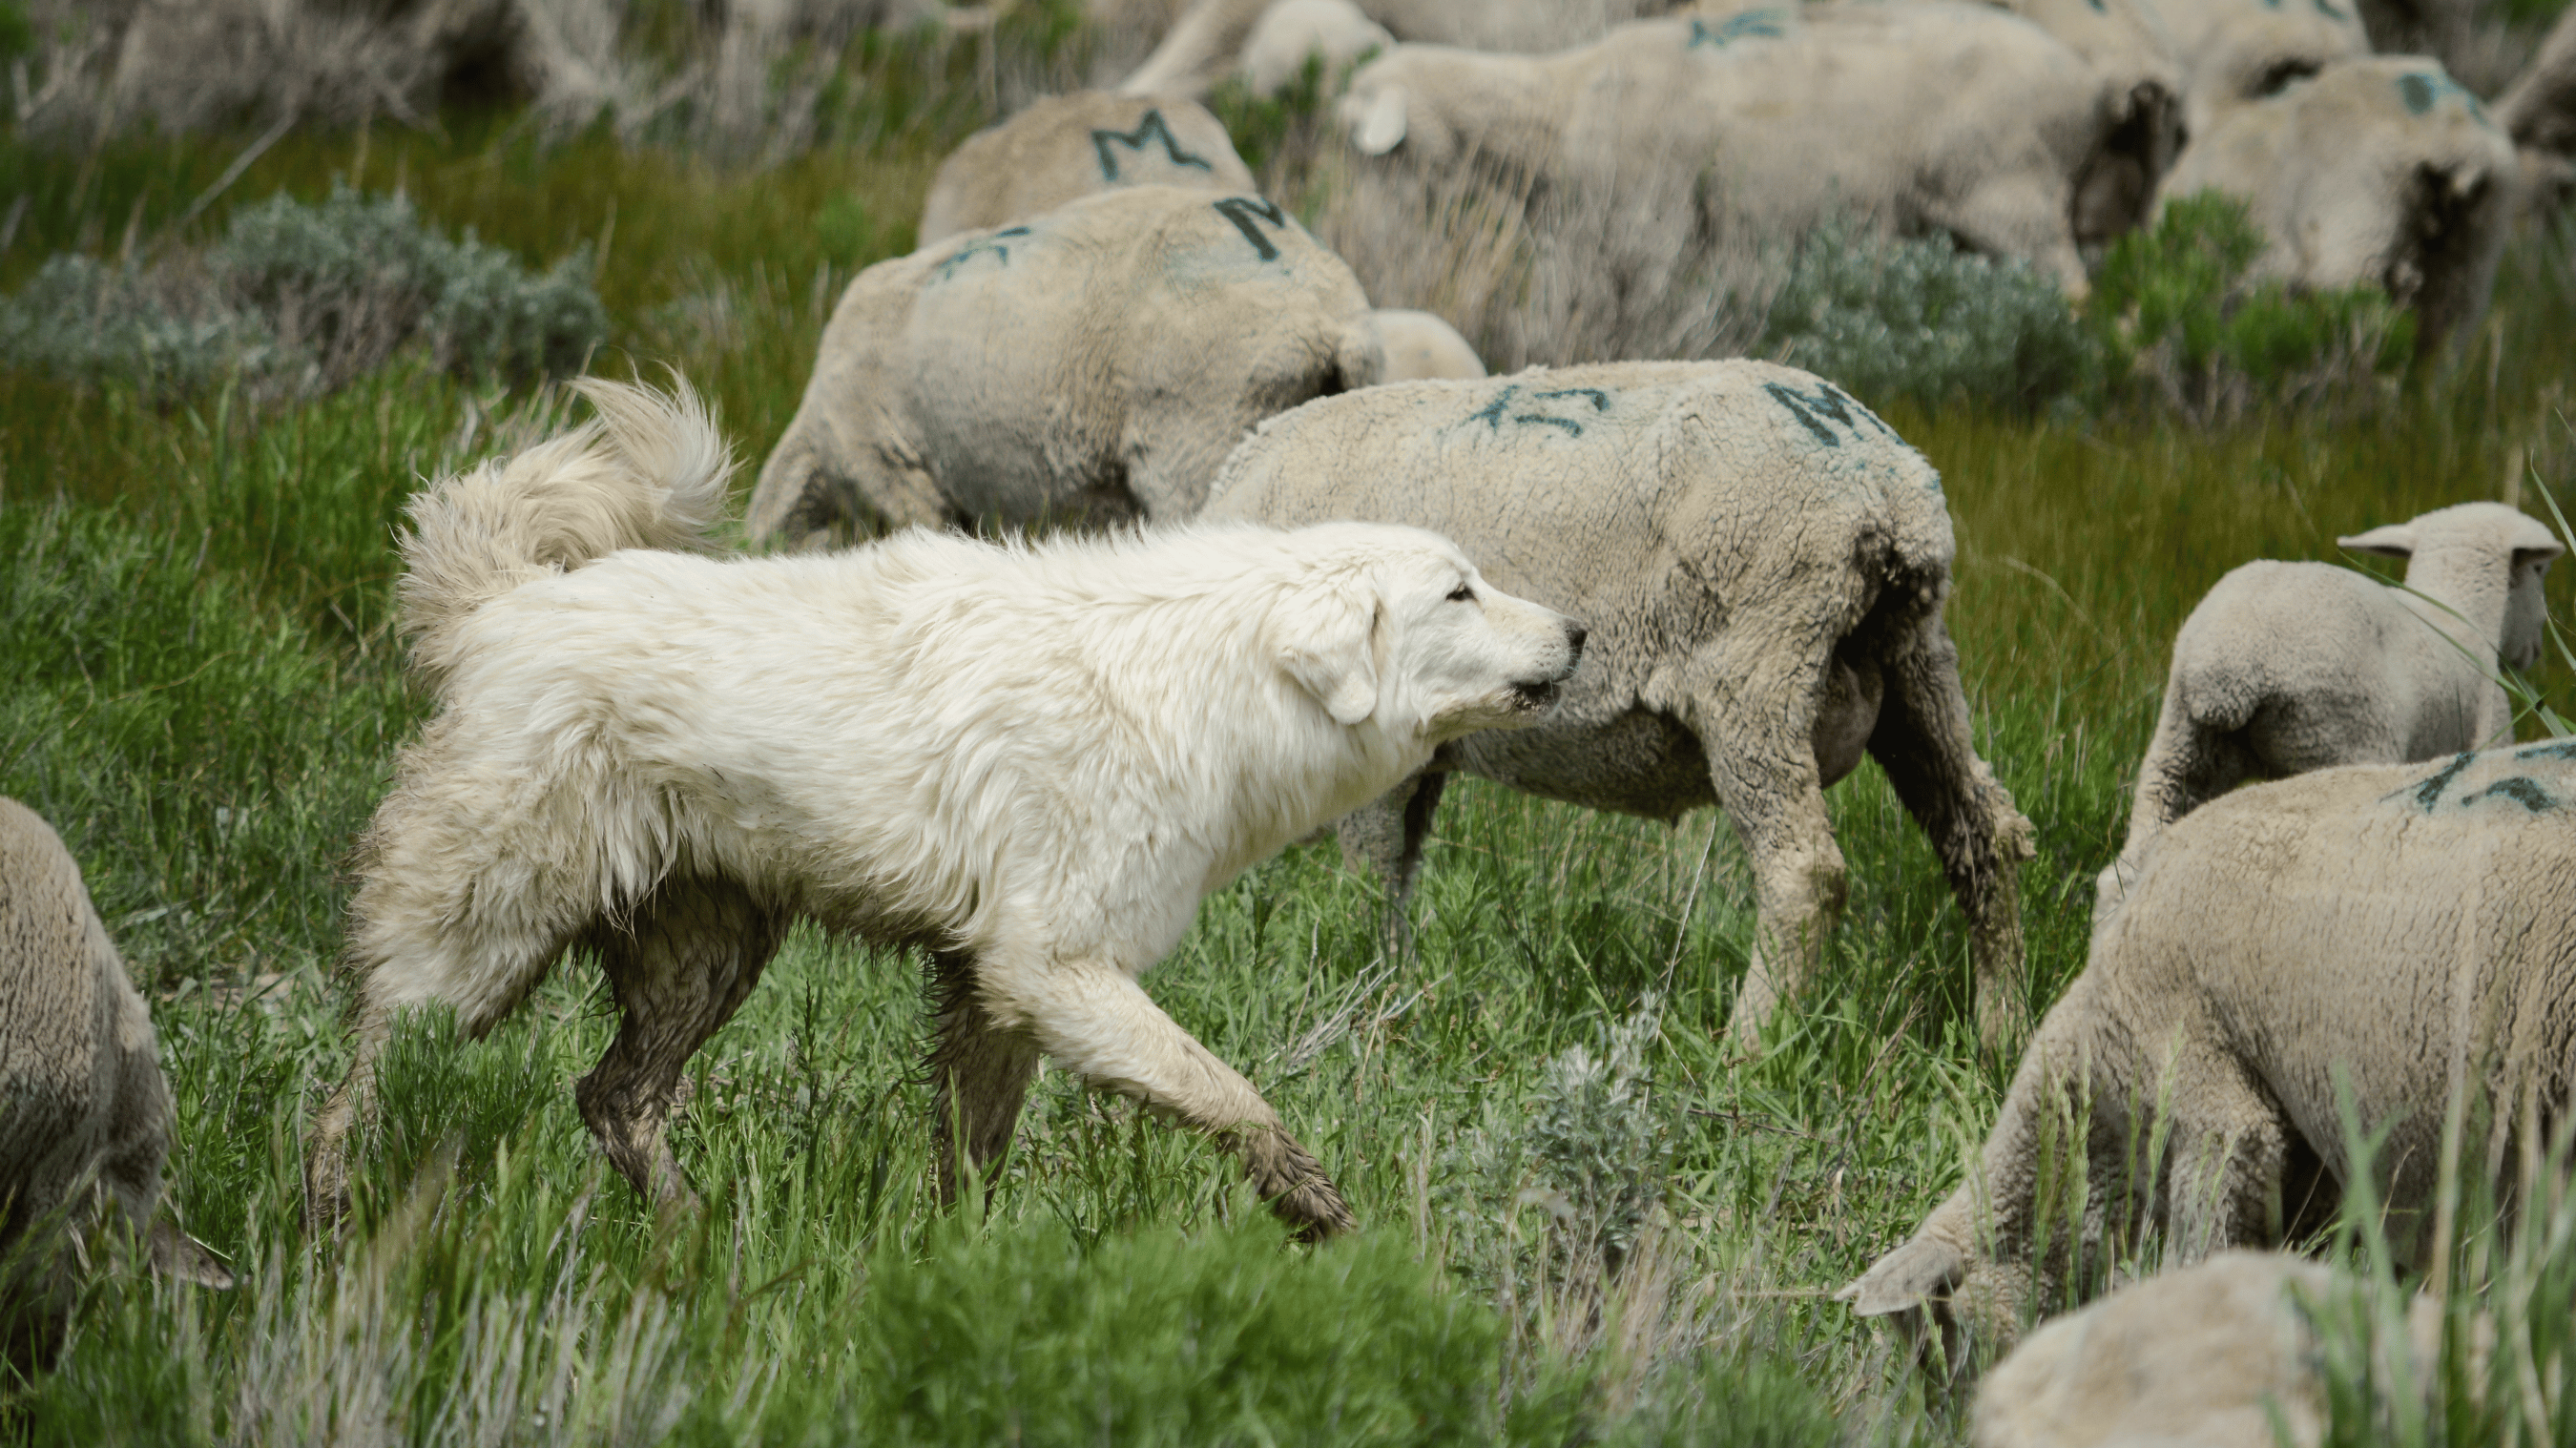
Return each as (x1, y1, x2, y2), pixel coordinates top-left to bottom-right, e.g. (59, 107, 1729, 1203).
(2340, 503, 2565, 670)
(1840, 1229, 2035, 1390)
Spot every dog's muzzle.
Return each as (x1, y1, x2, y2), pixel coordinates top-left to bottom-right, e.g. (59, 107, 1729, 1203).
(1508, 619, 1588, 712)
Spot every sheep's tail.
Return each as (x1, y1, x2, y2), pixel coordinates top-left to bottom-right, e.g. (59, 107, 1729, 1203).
(397, 378, 734, 694)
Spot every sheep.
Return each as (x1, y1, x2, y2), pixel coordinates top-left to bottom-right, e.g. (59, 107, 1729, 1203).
(1200, 360, 2037, 1048)
(1372, 308, 1485, 381)
(1331, 5, 2132, 294)
(2094, 501, 2561, 924)
(915, 93, 1257, 247)
(1972, 1251, 2450, 1448)
(2142, 0, 2371, 141)
(747, 185, 1381, 549)
(0, 798, 230, 1365)
(2154, 56, 2523, 355)
(1980, 0, 2189, 243)
(2498, 3, 2576, 161)
(1841, 742, 2576, 1376)
(1119, 0, 1689, 98)
(1241, 0, 1393, 97)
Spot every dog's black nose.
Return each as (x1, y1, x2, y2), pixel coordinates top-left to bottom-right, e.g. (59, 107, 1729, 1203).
(1565, 621, 1589, 657)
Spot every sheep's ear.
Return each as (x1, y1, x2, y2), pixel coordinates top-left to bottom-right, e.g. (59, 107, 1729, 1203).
(2508, 516, 2566, 569)
(1354, 85, 1408, 155)
(151, 1219, 235, 1290)
(2338, 523, 2418, 560)
(1277, 579, 1381, 726)
(1838, 1235, 1966, 1318)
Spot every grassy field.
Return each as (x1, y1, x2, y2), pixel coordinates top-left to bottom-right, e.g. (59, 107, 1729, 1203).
(3, 38, 2576, 1444)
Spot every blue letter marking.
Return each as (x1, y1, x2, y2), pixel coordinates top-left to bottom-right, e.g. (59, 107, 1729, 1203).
(1091, 110, 1214, 181)
(1212, 197, 1290, 261)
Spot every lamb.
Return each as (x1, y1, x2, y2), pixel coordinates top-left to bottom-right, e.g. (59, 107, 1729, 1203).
(1372, 308, 1485, 381)
(1119, 0, 1686, 98)
(1841, 743, 2576, 1374)
(1972, 1252, 2449, 1448)
(2154, 57, 2524, 355)
(1200, 361, 2036, 1048)
(1332, 5, 2129, 294)
(915, 93, 1257, 246)
(747, 185, 1381, 549)
(1241, 0, 1394, 97)
(2094, 501, 2561, 924)
(0, 798, 231, 1364)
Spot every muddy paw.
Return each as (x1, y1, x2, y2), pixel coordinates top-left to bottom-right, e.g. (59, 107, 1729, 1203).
(1236, 1126, 1357, 1239)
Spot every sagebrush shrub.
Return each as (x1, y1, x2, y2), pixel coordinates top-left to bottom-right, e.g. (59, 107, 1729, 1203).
(0, 185, 605, 403)
(2088, 191, 2412, 421)
(1759, 216, 2095, 416)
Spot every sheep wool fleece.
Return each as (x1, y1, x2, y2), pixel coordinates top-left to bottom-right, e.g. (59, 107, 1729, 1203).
(748, 184, 1381, 548)
(1204, 360, 2035, 1047)
(1846, 742, 2576, 1366)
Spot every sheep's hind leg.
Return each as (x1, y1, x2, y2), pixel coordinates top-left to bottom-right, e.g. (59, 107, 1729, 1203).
(926, 949, 1045, 1206)
(2158, 1071, 2292, 1266)
(1335, 770, 1449, 959)
(574, 878, 787, 1210)
(993, 956, 1354, 1238)
(1866, 624, 2037, 1053)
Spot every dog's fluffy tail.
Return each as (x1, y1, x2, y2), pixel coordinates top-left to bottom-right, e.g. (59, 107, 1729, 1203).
(398, 378, 734, 692)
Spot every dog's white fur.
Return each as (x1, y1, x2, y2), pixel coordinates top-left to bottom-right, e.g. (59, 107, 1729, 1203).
(308, 378, 1582, 1232)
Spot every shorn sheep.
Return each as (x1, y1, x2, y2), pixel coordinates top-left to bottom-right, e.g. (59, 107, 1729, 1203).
(747, 185, 1381, 548)
(0, 798, 230, 1364)
(2154, 56, 2523, 357)
(914, 93, 1257, 246)
(305, 379, 1586, 1237)
(1845, 742, 2576, 1376)
(1971, 1251, 2449, 1448)
(2095, 501, 2561, 923)
(1203, 360, 2035, 1048)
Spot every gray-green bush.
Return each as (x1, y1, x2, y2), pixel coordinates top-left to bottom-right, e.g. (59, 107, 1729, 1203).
(1760, 217, 2095, 417)
(0, 185, 604, 403)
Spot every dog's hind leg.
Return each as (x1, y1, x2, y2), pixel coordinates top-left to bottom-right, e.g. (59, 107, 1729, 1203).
(925, 949, 1044, 1207)
(999, 960, 1355, 1239)
(574, 877, 787, 1210)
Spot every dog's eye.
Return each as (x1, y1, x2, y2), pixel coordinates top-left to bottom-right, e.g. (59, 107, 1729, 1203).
(1447, 586, 1475, 603)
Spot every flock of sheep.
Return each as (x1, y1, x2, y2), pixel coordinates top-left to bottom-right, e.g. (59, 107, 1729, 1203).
(7, 0, 2576, 1438)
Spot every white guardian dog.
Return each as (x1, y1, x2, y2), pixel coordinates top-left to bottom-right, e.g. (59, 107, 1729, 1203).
(306, 379, 1584, 1236)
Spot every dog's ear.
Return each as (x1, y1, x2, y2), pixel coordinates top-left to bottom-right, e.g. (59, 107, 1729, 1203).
(1276, 576, 1381, 726)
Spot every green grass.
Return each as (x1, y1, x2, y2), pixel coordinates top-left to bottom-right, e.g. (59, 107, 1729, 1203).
(2, 85, 2573, 1443)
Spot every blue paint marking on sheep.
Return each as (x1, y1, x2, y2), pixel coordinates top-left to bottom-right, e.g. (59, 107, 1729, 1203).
(2460, 776, 2560, 812)
(2397, 71, 2490, 125)
(2516, 740, 2576, 761)
(934, 226, 1033, 281)
(1688, 10, 1786, 47)
(2394, 751, 2481, 811)
(1091, 110, 1214, 182)
(1211, 197, 1290, 261)
(1762, 381, 1897, 448)
(1463, 384, 1612, 438)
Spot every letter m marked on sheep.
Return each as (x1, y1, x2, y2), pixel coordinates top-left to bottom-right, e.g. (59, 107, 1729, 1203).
(1762, 381, 1894, 447)
(1213, 197, 1290, 261)
(1091, 110, 1215, 181)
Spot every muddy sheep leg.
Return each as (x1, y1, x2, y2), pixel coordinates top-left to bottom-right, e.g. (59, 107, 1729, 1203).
(1336, 771, 1450, 959)
(1865, 619, 2037, 1053)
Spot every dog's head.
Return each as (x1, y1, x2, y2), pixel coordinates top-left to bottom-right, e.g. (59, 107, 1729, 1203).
(1269, 523, 1586, 742)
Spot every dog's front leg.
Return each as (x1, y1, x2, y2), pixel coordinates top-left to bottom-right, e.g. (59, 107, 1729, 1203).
(999, 959, 1356, 1239)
